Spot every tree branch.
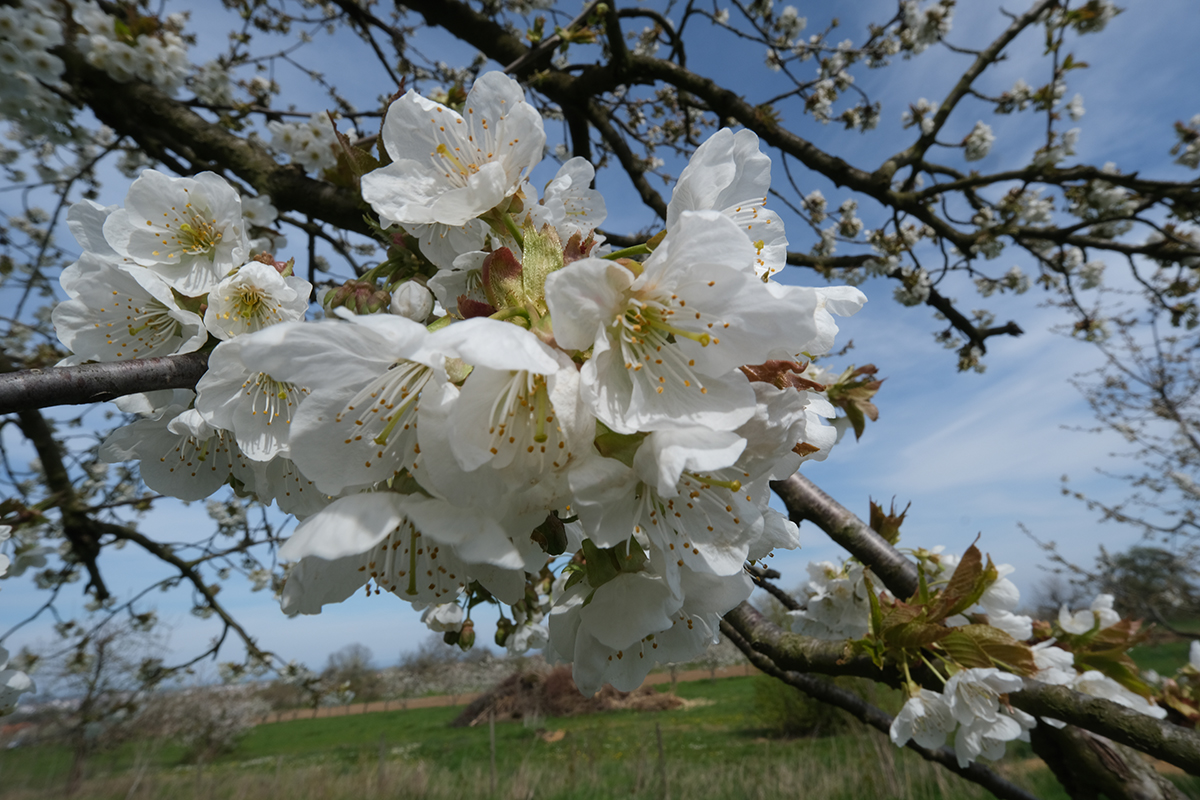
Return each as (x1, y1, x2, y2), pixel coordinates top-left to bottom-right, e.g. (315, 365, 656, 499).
(770, 472, 920, 598)
(0, 352, 209, 415)
(58, 47, 372, 237)
(720, 618, 1043, 800)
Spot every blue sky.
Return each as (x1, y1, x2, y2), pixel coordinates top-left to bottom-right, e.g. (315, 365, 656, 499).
(3, 1, 1198, 673)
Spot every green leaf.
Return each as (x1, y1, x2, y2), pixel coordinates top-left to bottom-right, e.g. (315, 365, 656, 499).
(869, 498, 909, 545)
(941, 625, 1037, 675)
(885, 621, 950, 650)
(928, 544, 982, 621)
(520, 220, 564, 311)
(940, 629, 993, 669)
(1075, 651, 1153, 697)
(581, 538, 621, 589)
(593, 424, 646, 468)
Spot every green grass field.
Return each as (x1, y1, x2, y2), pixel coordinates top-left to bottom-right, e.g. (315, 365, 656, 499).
(0, 676, 1062, 800)
(3, 650, 1197, 800)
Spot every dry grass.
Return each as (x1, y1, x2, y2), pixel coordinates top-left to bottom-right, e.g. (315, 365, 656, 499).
(0, 729, 1039, 800)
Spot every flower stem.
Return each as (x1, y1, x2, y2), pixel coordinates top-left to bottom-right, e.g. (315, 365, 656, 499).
(502, 213, 525, 249)
(603, 243, 652, 260)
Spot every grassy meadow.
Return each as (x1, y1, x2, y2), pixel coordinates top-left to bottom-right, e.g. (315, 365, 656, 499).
(0, 676, 1071, 800)
(2, 638, 1197, 800)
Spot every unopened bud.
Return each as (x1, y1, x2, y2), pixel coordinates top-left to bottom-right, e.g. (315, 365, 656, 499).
(324, 280, 390, 314)
(481, 247, 524, 309)
(494, 618, 514, 648)
(391, 281, 434, 321)
(251, 253, 295, 277)
(457, 621, 476, 651)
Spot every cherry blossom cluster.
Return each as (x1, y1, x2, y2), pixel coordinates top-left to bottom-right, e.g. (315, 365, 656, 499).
(267, 113, 348, 175)
(0, 1, 189, 142)
(791, 543, 1173, 766)
(50, 71, 865, 697)
(49, 167, 324, 518)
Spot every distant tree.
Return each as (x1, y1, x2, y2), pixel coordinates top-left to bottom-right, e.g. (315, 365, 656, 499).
(322, 643, 383, 703)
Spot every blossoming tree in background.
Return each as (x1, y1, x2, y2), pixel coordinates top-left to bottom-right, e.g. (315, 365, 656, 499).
(1, 1, 1199, 798)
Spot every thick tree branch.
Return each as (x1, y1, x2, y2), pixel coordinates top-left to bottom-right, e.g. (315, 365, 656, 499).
(0, 352, 209, 415)
(1012, 683, 1200, 777)
(1, 351, 109, 599)
(770, 472, 920, 598)
(727, 601, 1200, 783)
(720, 619, 1042, 800)
(58, 49, 372, 237)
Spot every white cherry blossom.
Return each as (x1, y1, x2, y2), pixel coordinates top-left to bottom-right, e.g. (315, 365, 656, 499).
(0, 646, 35, 716)
(103, 169, 249, 295)
(667, 128, 787, 280)
(101, 403, 255, 502)
(203, 261, 311, 340)
(279, 494, 471, 614)
(363, 72, 545, 229)
(547, 211, 812, 434)
(534, 157, 608, 237)
(890, 689, 955, 749)
(53, 255, 207, 365)
(944, 667, 1024, 726)
(193, 336, 310, 461)
(237, 313, 437, 495)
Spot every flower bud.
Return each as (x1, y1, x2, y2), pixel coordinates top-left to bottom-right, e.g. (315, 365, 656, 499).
(494, 618, 514, 648)
(457, 620, 476, 651)
(324, 280, 391, 315)
(390, 280, 434, 321)
(481, 247, 524, 309)
(251, 252, 294, 277)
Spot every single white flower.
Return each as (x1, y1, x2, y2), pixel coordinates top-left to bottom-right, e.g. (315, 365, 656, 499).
(546, 211, 812, 434)
(419, 602, 464, 632)
(1072, 670, 1166, 719)
(53, 255, 207, 365)
(963, 121, 995, 161)
(1029, 640, 1076, 686)
(193, 336, 310, 461)
(944, 667, 1024, 726)
(535, 157, 607, 237)
(241, 194, 278, 227)
(890, 689, 955, 749)
(100, 402, 255, 502)
(362, 72, 546, 228)
(103, 169, 249, 296)
(236, 314, 437, 495)
(1059, 593, 1120, 634)
(953, 710, 1026, 767)
(203, 261, 311, 340)
(1189, 640, 1200, 670)
(278, 494, 470, 615)
(390, 281, 434, 321)
(667, 128, 787, 280)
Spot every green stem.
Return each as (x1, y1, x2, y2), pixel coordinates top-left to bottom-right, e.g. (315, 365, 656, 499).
(603, 243, 652, 260)
(501, 213, 525, 249)
(489, 306, 530, 322)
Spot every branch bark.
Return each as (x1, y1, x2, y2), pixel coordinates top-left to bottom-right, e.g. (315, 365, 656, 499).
(720, 618, 1042, 800)
(58, 48, 372, 237)
(0, 352, 208, 415)
(769, 472, 920, 598)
